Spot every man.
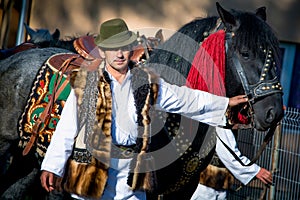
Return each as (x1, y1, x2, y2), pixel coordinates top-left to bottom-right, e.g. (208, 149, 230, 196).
(40, 18, 247, 200)
(191, 127, 273, 200)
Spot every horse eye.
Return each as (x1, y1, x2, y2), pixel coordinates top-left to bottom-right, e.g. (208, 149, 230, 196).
(240, 51, 250, 60)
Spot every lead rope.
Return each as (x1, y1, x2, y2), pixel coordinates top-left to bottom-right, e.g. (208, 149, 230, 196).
(219, 123, 280, 196)
(216, 124, 276, 167)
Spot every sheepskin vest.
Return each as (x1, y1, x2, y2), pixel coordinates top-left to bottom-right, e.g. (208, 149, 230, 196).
(63, 64, 159, 199)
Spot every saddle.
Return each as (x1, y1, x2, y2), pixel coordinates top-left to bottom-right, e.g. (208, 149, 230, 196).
(20, 35, 103, 157)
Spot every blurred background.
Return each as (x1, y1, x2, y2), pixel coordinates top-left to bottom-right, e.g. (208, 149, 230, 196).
(1, 1, 300, 199)
(1, 0, 300, 109)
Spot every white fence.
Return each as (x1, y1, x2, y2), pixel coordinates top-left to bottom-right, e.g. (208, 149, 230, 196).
(228, 107, 300, 200)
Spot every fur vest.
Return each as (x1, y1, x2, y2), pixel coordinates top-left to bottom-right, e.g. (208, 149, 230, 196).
(63, 64, 159, 199)
(199, 153, 234, 190)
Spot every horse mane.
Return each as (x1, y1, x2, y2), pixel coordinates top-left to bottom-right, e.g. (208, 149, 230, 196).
(32, 35, 78, 52)
(148, 8, 281, 83)
(147, 17, 219, 84)
(229, 9, 281, 69)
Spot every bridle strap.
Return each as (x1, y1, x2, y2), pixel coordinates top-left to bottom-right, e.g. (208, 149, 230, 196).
(220, 31, 281, 166)
(216, 124, 276, 166)
(232, 53, 282, 104)
(232, 54, 255, 102)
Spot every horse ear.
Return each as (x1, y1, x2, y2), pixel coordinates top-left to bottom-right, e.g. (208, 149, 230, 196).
(155, 29, 164, 43)
(255, 6, 267, 21)
(216, 2, 237, 29)
(24, 23, 36, 38)
(52, 29, 60, 40)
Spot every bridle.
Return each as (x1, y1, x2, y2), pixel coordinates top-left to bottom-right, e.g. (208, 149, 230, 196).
(225, 30, 283, 129)
(216, 26, 283, 166)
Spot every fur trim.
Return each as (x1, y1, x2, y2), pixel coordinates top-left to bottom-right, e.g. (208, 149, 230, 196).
(64, 157, 108, 198)
(130, 67, 159, 191)
(199, 164, 234, 190)
(87, 73, 112, 165)
(64, 66, 112, 198)
(70, 68, 87, 106)
(67, 65, 159, 196)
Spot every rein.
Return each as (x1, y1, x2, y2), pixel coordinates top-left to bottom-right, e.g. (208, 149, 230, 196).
(217, 124, 277, 166)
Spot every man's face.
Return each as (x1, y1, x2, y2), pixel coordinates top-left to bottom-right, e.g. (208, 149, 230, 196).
(100, 46, 133, 73)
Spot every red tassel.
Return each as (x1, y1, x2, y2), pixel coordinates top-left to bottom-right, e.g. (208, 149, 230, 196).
(186, 30, 226, 96)
(237, 112, 249, 124)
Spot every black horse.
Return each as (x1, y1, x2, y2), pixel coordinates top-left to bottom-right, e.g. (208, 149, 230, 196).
(144, 2, 284, 199)
(0, 2, 283, 200)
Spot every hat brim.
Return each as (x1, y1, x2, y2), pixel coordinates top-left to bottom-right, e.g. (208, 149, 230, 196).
(95, 31, 137, 49)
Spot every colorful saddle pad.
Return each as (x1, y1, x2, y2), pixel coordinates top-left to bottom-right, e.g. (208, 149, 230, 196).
(18, 53, 79, 159)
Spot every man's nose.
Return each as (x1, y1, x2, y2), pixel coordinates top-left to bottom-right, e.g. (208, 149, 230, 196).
(116, 49, 124, 57)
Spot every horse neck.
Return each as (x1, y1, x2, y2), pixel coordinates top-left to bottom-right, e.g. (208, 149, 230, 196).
(53, 40, 76, 52)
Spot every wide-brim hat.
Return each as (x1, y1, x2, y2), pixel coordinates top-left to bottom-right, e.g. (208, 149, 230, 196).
(95, 18, 137, 49)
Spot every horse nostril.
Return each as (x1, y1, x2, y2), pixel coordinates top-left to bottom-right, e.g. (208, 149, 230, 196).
(265, 108, 275, 124)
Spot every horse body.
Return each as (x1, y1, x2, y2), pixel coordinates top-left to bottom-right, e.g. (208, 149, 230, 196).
(0, 48, 71, 160)
(0, 3, 283, 200)
(146, 3, 283, 199)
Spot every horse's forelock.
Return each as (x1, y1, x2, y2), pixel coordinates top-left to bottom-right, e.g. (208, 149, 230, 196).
(233, 11, 281, 68)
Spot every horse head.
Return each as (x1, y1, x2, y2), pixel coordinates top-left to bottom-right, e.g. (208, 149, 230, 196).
(216, 2, 284, 131)
(24, 23, 60, 44)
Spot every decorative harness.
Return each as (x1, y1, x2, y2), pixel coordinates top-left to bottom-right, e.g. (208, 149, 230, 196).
(218, 21, 283, 166)
(226, 31, 282, 126)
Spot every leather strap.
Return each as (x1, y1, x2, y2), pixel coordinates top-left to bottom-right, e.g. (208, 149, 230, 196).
(22, 55, 78, 155)
(216, 125, 277, 167)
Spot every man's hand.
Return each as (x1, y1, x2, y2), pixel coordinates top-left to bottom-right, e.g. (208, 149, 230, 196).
(228, 95, 248, 107)
(40, 170, 63, 192)
(256, 168, 273, 185)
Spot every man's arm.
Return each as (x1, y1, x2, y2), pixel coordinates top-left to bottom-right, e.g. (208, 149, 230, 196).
(216, 127, 272, 185)
(156, 79, 247, 126)
(40, 89, 78, 191)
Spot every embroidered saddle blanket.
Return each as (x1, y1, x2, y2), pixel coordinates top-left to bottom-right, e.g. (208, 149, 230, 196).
(18, 35, 101, 160)
(18, 53, 81, 159)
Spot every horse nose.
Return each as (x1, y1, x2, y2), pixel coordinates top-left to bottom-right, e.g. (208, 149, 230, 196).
(265, 107, 275, 124)
(265, 107, 283, 125)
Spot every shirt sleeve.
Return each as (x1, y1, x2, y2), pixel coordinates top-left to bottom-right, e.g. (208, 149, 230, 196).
(216, 127, 260, 185)
(41, 89, 78, 177)
(155, 78, 229, 126)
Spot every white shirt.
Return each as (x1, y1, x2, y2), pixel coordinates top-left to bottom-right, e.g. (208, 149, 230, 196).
(216, 127, 260, 185)
(41, 69, 229, 199)
(191, 128, 260, 200)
